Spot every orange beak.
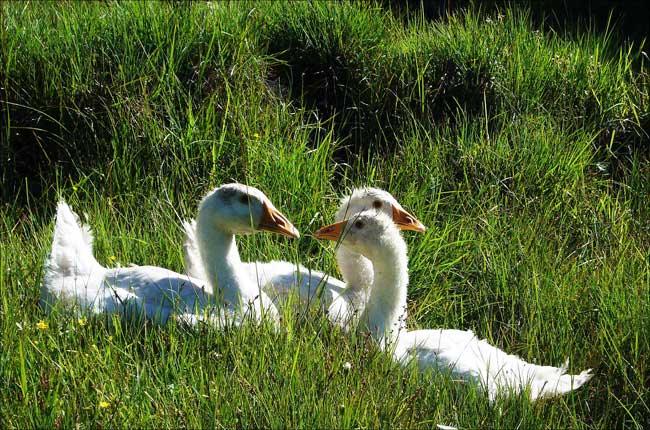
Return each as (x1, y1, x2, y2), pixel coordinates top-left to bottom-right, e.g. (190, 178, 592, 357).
(313, 220, 347, 241)
(392, 204, 426, 232)
(258, 202, 300, 238)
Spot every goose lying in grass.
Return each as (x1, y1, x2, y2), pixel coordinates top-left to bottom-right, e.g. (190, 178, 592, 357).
(314, 211, 593, 401)
(41, 184, 299, 326)
(182, 188, 425, 327)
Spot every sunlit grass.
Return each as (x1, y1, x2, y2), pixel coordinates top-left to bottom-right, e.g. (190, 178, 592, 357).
(1, 1, 649, 428)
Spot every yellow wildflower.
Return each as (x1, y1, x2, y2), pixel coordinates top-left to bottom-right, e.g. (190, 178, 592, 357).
(108, 255, 117, 262)
(37, 320, 48, 330)
(78, 318, 87, 327)
(72, 185, 78, 192)
(98, 400, 110, 409)
(253, 133, 260, 139)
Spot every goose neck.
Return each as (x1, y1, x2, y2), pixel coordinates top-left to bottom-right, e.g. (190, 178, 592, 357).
(336, 245, 373, 292)
(361, 237, 409, 339)
(196, 216, 256, 304)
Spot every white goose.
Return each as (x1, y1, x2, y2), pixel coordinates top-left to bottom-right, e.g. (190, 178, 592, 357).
(41, 183, 299, 326)
(182, 188, 425, 327)
(314, 212, 593, 401)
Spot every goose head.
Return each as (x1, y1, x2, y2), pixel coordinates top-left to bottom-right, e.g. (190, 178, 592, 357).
(335, 188, 426, 233)
(198, 183, 300, 238)
(314, 211, 404, 261)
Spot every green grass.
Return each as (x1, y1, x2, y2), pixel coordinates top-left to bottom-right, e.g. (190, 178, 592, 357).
(2, 1, 649, 428)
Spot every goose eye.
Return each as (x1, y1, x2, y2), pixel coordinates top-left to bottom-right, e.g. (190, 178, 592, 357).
(372, 200, 383, 209)
(239, 195, 250, 205)
(354, 221, 364, 229)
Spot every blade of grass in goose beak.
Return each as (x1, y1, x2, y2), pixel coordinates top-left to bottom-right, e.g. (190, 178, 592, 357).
(313, 220, 347, 241)
(258, 202, 300, 238)
(392, 204, 426, 232)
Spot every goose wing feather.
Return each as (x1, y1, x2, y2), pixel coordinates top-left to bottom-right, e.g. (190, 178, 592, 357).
(395, 329, 593, 401)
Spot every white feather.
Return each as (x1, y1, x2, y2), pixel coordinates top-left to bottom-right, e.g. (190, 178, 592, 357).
(323, 211, 593, 401)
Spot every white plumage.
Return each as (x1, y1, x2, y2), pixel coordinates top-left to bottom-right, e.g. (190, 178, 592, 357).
(41, 184, 299, 326)
(314, 211, 593, 401)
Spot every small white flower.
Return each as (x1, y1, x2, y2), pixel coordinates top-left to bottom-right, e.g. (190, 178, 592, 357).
(342, 361, 352, 370)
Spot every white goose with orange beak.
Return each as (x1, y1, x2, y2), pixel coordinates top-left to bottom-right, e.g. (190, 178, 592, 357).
(314, 212, 592, 401)
(41, 183, 299, 326)
(182, 188, 425, 328)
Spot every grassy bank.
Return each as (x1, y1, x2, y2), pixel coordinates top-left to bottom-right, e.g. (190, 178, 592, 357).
(1, 1, 649, 428)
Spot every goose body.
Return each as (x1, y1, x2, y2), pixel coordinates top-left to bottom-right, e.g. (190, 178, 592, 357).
(41, 201, 218, 323)
(394, 329, 590, 401)
(41, 184, 299, 326)
(182, 188, 425, 328)
(314, 212, 593, 401)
